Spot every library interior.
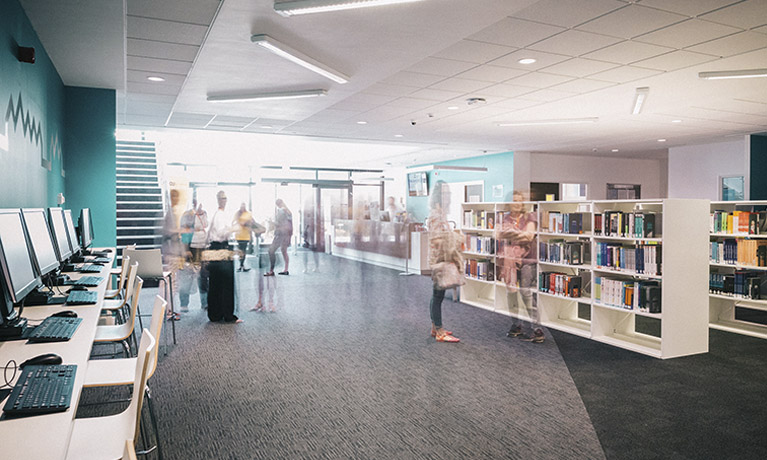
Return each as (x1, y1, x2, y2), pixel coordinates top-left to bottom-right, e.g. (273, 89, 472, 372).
(2, 0, 767, 459)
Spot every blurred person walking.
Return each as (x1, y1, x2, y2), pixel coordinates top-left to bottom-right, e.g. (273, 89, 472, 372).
(265, 199, 293, 276)
(206, 190, 242, 323)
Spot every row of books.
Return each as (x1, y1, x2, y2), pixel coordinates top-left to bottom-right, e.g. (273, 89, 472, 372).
(463, 210, 495, 230)
(710, 239, 767, 267)
(710, 270, 767, 299)
(595, 242, 662, 276)
(465, 235, 495, 255)
(538, 272, 582, 298)
(594, 211, 660, 238)
(711, 210, 767, 235)
(464, 259, 494, 281)
(594, 277, 661, 313)
(539, 240, 587, 265)
(540, 211, 585, 234)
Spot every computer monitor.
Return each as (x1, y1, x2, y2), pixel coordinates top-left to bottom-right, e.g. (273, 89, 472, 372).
(63, 209, 81, 254)
(48, 207, 72, 261)
(0, 209, 43, 312)
(79, 208, 94, 249)
(21, 208, 60, 278)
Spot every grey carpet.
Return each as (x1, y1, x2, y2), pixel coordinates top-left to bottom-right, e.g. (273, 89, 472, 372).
(125, 252, 606, 460)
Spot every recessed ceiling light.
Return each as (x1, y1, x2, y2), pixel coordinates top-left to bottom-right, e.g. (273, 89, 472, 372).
(632, 87, 649, 115)
(207, 89, 327, 102)
(671, 119, 682, 123)
(147, 76, 165, 82)
(611, 149, 619, 152)
(394, 134, 403, 138)
(260, 125, 273, 129)
(518, 58, 536, 65)
(447, 106, 459, 110)
(658, 138, 667, 142)
(357, 121, 367, 125)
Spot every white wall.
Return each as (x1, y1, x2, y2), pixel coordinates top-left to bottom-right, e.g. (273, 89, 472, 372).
(667, 138, 748, 200)
(515, 152, 666, 200)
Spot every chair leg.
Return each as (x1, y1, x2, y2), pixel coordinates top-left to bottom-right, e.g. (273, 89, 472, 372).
(162, 276, 177, 345)
(145, 387, 164, 460)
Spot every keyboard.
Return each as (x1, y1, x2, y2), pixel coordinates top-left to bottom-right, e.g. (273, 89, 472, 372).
(72, 275, 104, 287)
(2, 364, 77, 416)
(77, 264, 102, 273)
(66, 290, 99, 305)
(87, 257, 110, 264)
(27, 317, 82, 342)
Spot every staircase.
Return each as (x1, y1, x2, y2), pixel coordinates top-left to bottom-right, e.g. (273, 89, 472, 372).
(115, 140, 165, 258)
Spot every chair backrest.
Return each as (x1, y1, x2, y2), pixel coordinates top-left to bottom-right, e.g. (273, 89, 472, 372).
(117, 262, 139, 310)
(129, 329, 155, 446)
(146, 295, 167, 379)
(123, 247, 164, 279)
(122, 439, 137, 460)
(117, 255, 131, 293)
(123, 277, 144, 335)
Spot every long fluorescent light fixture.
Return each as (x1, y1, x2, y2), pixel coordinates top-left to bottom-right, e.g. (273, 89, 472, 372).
(632, 87, 649, 115)
(432, 165, 487, 172)
(698, 69, 767, 80)
(497, 118, 598, 127)
(251, 34, 349, 84)
(274, 0, 426, 17)
(207, 89, 327, 103)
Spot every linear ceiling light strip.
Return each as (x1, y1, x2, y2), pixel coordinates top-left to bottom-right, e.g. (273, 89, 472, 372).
(698, 69, 767, 80)
(207, 89, 327, 103)
(251, 34, 349, 84)
(274, 0, 426, 17)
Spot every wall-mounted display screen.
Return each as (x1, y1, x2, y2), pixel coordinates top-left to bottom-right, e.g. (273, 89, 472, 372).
(408, 172, 428, 197)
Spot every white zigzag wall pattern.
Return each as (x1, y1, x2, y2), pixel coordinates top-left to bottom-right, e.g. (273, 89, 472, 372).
(2, 92, 63, 174)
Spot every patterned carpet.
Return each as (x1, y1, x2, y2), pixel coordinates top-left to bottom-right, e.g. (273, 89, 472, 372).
(123, 252, 606, 460)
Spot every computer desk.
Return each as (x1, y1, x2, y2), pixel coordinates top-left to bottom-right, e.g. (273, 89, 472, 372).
(0, 249, 115, 460)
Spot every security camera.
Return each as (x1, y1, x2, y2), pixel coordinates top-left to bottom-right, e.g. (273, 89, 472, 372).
(410, 120, 417, 126)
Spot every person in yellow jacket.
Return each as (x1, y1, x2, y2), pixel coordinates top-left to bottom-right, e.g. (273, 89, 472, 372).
(234, 203, 261, 272)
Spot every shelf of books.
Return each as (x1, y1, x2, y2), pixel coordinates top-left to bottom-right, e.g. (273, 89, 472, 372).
(461, 199, 709, 359)
(708, 201, 767, 339)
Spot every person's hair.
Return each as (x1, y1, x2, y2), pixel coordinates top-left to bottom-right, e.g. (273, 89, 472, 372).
(216, 190, 226, 199)
(429, 180, 449, 210)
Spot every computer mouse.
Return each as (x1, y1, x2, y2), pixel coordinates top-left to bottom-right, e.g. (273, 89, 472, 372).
(52, 310, 78, 318)
(20, 353, 63, 369)
(103, 249, 113, 252)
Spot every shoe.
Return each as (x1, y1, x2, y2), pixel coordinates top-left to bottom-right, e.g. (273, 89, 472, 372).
(506, 325, 522, 338)
(264, 271, 275, 277)
(522, 329, 545, 343)
(436, 333, 460, 343)
(268, 304, 276, 312)
(278, 271, 289, 275)
(237, 267, 243, 272)
(166, 312, 181, 321)
(431, 329, 453, 337)
(242, 267, 251, 272)
(250, 303, 263, 312)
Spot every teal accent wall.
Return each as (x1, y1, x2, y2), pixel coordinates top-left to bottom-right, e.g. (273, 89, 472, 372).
(0, 0, 66, 208)
(64, 87, 116, 248)
(407, 151, 514, 222)
(750, 134, 767, 200)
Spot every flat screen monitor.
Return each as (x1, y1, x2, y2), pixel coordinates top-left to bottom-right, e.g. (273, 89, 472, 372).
(21, 208, 60, 277)
(407, 171, 428, 197)
(48, 207, 72, 261)
(0, 209, 42, 306)
(79, 208, 94, 249)
(63, 209, 81, 254)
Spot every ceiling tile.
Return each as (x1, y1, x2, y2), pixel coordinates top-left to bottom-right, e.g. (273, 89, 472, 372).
(754, 25, 767, 35)
(127, 81, 182, 96)
(303, 110, 358, 123)
(577, 4, 688, 39)
(542, 58, 620, 77)
(700, 0, 767, 30)
(127, 38, 199, 63)
(511, 0, 626, 28)
(122, 100, 174, 117)
(589, 65, 664, 83)
(455, 65, 529, 82)
(584, 40, 675, 64)
(517, 88, 578, 102)
(207, 115, 254, 128)
(342, 93, 398, 106)
(429, 78, 492, 93)
(489, 98, 543, 110)
(409, 88, 466, 101)
(124, 114, 171, 126)
(506, 72, 575, 89)
(356, 106, 416, 122)
(127, 56, 193, 75)
(432, 40, 517, 64)
(469, 17, 565, 48)
(635, 19, 741, 49)
(529, 30, 623, 56)
(633, 50, 719, 71)
(479, 84, 537, 98)
(362, 83, 418, 97)
(686, 31, 767, 56)
(381, 71, 445, 88)
(390, 98, 439, 110)
(549, 78, 617, 93)
(636, 0, 742, 17)
(126, 93, 177, 105)
(490, 49, 571, 70)
(128, 0, 220, 25)
(406, 57, 477, 77)
(127, 17, 209, 46)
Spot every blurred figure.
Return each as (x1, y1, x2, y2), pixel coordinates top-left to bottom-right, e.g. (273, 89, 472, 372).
(427, 180, 463, 343)
(498, 191, 542, 343)
(206, 190, 241, 323)
(385, 196, 401, 222)
(190, 199, 209, 309)
(265, 199, 292, 276)
(234, 202, 256, 272)
(162, 189, 185, 320)
(177, 201, 196, 312)
(302, 201, 320, 273)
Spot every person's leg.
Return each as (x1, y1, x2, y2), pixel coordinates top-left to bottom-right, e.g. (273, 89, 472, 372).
(222, 259, 240, 322)
(267, 237, 279, 274)
(279, 237, 290, 273)
(198, 259, 209, 310)
(519, 263, 543, 342)
(237, 240, 249, 270)
(207, 260, 223, 322)
(312, 249, 320, 271)
(506, 288, 523, 337)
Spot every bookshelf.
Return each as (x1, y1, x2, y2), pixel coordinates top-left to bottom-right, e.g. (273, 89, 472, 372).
(460, 199, 709, 359)
(708, 201, 767, 339)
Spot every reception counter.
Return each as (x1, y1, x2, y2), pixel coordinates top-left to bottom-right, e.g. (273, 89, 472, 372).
(332, 220, 430, 274)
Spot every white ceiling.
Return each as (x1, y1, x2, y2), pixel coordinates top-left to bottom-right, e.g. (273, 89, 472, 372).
(20, 0, 767, 166)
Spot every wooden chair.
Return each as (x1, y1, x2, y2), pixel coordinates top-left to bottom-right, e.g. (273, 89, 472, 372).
(123, 247, 177, 344)
(101, 262, 139, 324)
(105, 254, 131, 300)
(94, 277, 143, 357)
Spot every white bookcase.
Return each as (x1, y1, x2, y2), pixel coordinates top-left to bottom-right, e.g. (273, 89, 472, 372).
(708, 201, 767, 339)
(460, 199, 709, 359)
